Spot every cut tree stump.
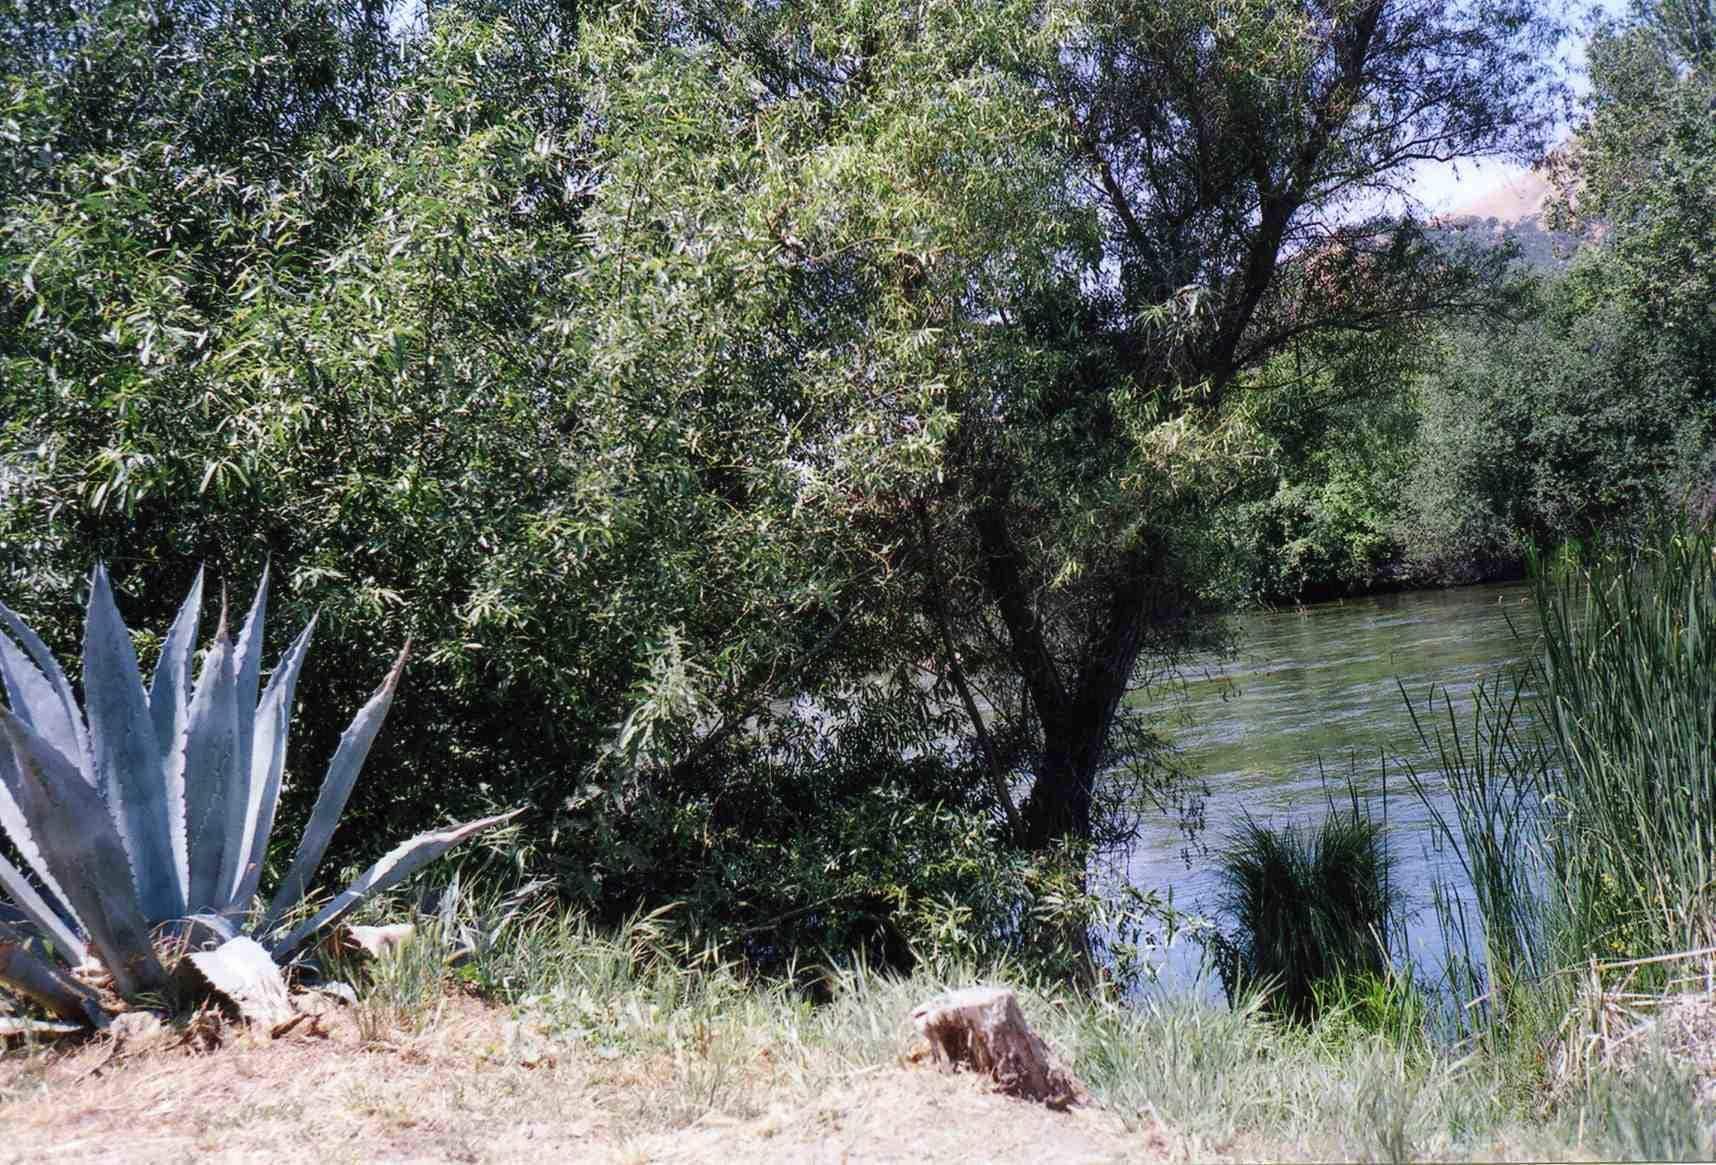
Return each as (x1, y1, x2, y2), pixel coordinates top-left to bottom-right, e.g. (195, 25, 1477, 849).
(910, 986, 1084, 1109)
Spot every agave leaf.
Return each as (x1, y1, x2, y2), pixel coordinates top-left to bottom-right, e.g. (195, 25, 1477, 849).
(187, 935, 293, 1026)
(270, 810, 520, 961)
(83, 566, 180, 921)
(0, 852, 86, 965)
(0, 708, 168, 997)
(175, 615, 241, 913)
(0, 920, 107, 1027)
(220, 565, 270, 905)
(148, 567, 203, 906)
(0, 625, 88, 784)
(0, 745, 82, 936)
(229, 618, 316, 911)
(260, 646, 408, 934)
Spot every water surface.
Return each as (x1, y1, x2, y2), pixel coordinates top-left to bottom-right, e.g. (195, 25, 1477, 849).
(1127, 581, 1539, 987)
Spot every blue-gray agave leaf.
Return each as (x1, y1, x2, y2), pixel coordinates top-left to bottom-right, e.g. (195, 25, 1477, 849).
(0, 708, 168, 997)
(83, 566, 180, 920)
(148, 566, 202, 902)
(272, 810, 521, 961)
(176, 615, 241, 913)
(0, 564, 515, 1025)
(221, 564, 270, 904)
(260, 645, 407, 935)
(0, 743, 80, 939)
(0, 851, 85, 964)
(229, 617, 316, 910)
(0, 628, 88, 784)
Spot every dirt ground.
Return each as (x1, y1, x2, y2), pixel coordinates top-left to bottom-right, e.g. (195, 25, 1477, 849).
(0, 997, 1179, 1164)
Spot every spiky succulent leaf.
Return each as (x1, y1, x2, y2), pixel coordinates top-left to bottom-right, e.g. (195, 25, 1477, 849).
(176, 616, 241, 913)
(0, 851, 85, 965)
(83, 566, 180, 920)
(0, 920, 106, 1027)
(0, 708, 167, 997)
(260, 645, 407, 934)
(0, 741, 81, 938)
(230, 618, 316, 910)
(0, 626, 88, 784)
(148, 568, 203, 905)
(271, 810, 521, 961)
(221, 565, 270, 904)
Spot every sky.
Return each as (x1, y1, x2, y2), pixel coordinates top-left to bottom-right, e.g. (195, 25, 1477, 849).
(1405, 0, 1632, 214)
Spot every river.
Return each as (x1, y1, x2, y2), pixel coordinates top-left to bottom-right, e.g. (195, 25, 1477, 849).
(1126, 580, 1539, 991)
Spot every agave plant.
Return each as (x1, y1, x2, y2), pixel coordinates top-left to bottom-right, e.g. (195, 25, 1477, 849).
(0, 565, 515, 1027)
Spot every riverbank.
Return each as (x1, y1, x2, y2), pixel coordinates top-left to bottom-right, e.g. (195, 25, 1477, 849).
(3, 911, 1710, 1163)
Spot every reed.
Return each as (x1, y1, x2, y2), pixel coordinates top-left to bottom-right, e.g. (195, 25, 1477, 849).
(1410, 525, 1716, 1027)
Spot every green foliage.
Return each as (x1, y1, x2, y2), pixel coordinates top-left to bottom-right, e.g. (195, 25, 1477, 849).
(1396, 0, 1716, 581)
(1550, 1, 1716, 366)
(0, 0, 1572, 979)
(1310, 970, 1433, 1054)
(1212, 807, 1399, 1023)
(1400, 271, 1714, 581)
(1224, 331, 1426, 601)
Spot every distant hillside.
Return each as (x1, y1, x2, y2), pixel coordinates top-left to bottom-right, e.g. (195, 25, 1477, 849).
(1428, 168, 1584, 270)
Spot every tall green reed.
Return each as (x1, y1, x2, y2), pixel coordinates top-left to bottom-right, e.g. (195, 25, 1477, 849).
(1409, 525, 1716, 1032)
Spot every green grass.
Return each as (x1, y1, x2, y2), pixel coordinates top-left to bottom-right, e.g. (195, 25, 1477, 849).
(303, 873, 1708, 1160)
(1408, 527, 1716, 1046)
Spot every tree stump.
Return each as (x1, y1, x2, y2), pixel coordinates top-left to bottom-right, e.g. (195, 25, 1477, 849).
(910, 986, 1084, 1109)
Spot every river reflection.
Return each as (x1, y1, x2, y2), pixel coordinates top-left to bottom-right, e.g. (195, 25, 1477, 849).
(1126, 581, 1539, 990)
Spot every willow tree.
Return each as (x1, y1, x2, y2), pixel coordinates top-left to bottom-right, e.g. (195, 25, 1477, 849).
(646, 0, 1562, 857)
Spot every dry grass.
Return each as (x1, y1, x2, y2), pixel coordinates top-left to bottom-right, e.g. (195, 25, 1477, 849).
(0, 989, 1170, 1164)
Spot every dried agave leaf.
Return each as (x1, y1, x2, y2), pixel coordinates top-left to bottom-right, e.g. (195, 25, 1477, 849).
(188, 936, 294, 1027)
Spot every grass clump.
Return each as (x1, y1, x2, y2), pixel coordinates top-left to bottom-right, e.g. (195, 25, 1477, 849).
(1211, 806, 1399, 1024)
